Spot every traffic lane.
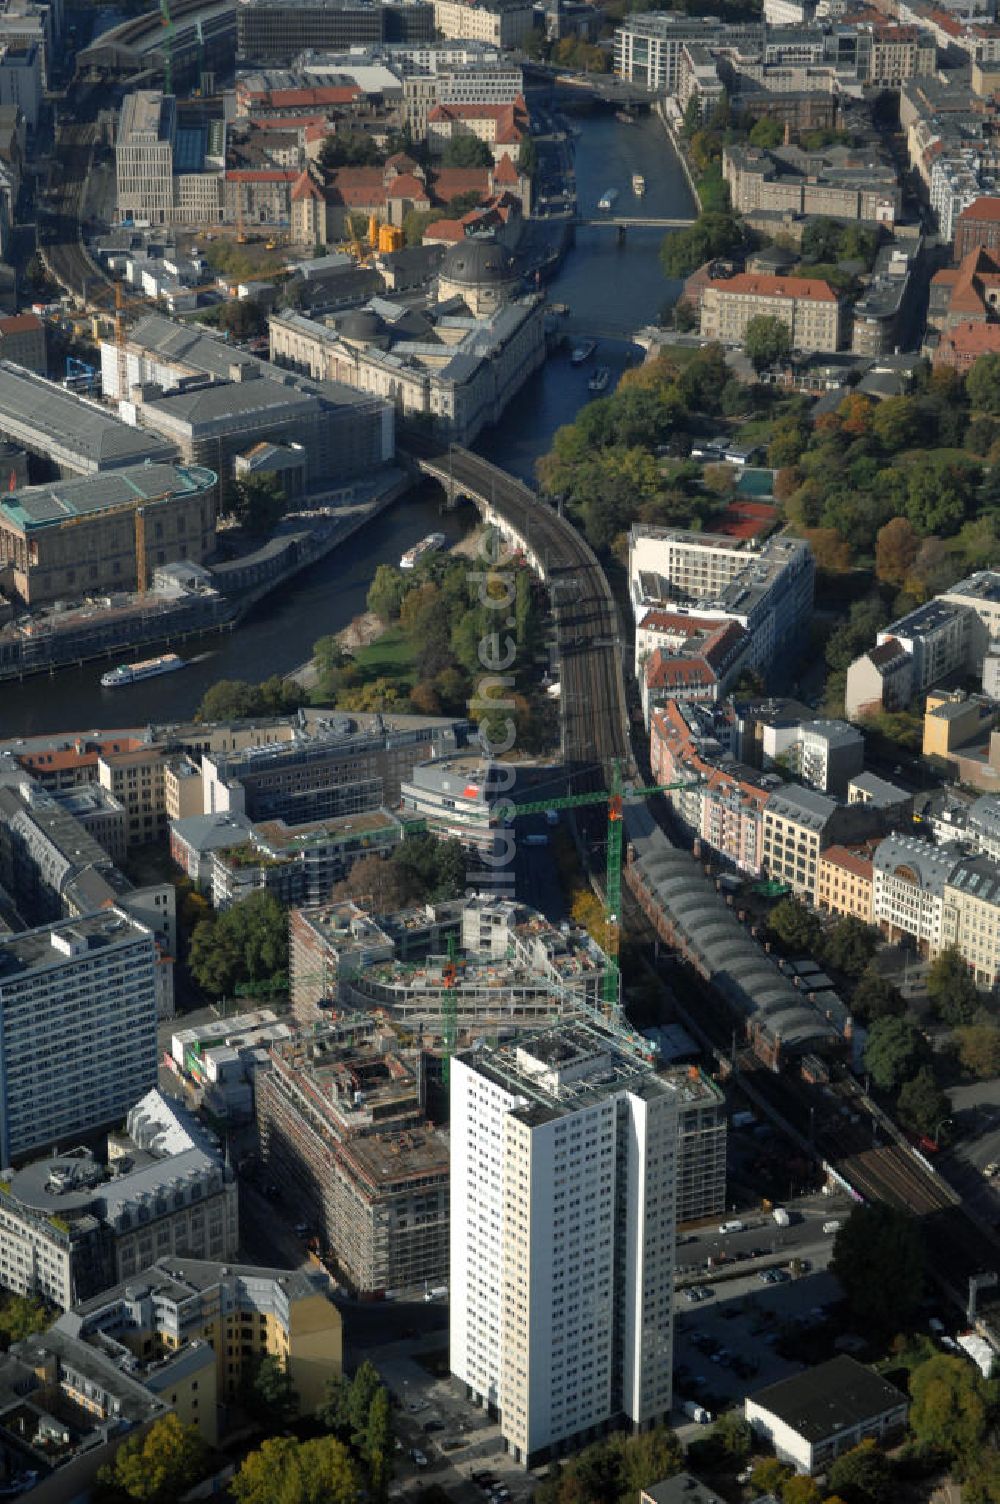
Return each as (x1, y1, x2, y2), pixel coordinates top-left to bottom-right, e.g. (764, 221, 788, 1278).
(677, 1197, 849, 1272)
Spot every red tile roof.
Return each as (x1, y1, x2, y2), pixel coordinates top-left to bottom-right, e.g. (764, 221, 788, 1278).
(226, 169, 297, 183)
(386, 172, 430, 202)
(958, 196, 1000, 223)
(820, 844, 874, 881)
(705, 272, 839, 302)
(0, 313, 41, 335)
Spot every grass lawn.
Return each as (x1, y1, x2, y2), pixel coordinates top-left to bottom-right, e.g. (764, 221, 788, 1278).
(351, 626, 418, 687)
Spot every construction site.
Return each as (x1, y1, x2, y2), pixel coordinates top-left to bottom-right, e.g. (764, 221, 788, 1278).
(257, 1018, 451, 1295)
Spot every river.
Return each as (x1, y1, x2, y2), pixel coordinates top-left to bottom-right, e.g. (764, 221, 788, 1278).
(1, 108, 694, 738)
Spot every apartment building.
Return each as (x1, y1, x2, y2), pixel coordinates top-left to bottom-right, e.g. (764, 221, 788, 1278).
(432, 0, 533, 47)
(60, 1257, 342, 1438)
(629, 525, 815, 678)
(670, 1065, 727, 1224)
(943, 856, 1000, 987)
(939, 571, 1000, 670)
(816, 844, 875, 922)
(649, 701, 766, 875)
(723, 142, 901, 224)
(98, 742, 169, 845)
(0, 912, 158, 1164)
(451, 1024, 678, 1466)
(700, 273, 842, 354)
(771, 719, 864, 797)
(642, 620, 750, 728)
(844, 637, 914, 720)
(0, 1089, 237, 1309)
(258, 1027, 450, 1293)
(761, 785, 874, 898)
(208, 808, 410, 909)
(872, 834, 963, 955)
(614, 13, 760, 90)
(955, 196, 1000, 259)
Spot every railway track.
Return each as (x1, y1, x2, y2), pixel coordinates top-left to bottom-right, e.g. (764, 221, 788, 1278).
(406, 441, 632, 786)
(39, 121, 112, 305)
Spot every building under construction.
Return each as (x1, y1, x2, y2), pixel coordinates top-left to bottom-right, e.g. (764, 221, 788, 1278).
(257, 1022, 450, 1294)
(289, 893, 607, 1038)
(0, 462, 217, 606)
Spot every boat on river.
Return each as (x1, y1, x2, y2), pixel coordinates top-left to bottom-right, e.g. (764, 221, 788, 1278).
(101, 653, 185, 689)
(400, 532, 446, 569)
(598, 189, 619, 211)
(632, 173, 646, 195)
(588, 366, 611, 393)
(570, 340, 596, 365)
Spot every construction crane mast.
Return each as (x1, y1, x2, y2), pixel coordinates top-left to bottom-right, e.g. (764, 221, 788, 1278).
(512, 762, 696, 1011)
(159, 0, 175, 95)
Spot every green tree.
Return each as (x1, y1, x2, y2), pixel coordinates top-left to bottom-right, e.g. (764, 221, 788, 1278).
(905, 456, 979, 536)
(218, 297, 266, 340)
(872, 397, 922, 453)
(826, 597, 889, 673)
(402, 208, 438, 245)
(348, 1360, 384, 1439)
(768, 414, 811, 468)
(0, 1294, 51, 1346)
(189, 890, 289, 999)
(926, 945, 980, 1025)
(712, 1409, 753, 1463)
(830, 1203, 924, 1335)
(768, 896, 823, 955)
(232, 1435, 359, 1504)
(897, 1066, 950, 1140)
(622, 1425, 683, 1494)
(967, 353, 1000, 414)
(364, 1384, 393, 1501)
(232, 472, 287, 535)
(367, 563, 408, 623)
(99, 1414, 208, 1504)
(660, 212, 743, 278)
(965, 1449, 1000, 1504)
(826, 1439, 894, 1504)
(822, 918, 879, 979)
(800, 217, 844, 263)
(392, 831, 466, 903)
(850, 970, 906, 1023)
(910, 1353, 988, 1463)
(320, 133, 384, 169)
(442, 134, 493, 168)
(242, 1353, 299, 1426)
(863, 1015, 924, 1092)
(748, 115, 784, 147)
(319, 1374, 351, 1436)
(194, 675, 307, 723)
(781, 1478, 822, 1504)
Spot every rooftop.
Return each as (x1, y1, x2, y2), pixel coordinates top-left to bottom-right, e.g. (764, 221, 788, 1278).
(0, 911, 149, 982)
(0, 463, 215, 534)
(748, 1355, 907, 1441)
(0, 363, 176, 470)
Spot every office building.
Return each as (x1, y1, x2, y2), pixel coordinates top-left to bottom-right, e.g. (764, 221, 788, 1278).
(0, 913, 158, 1165)
(629, 525, 814, 678)
(204, 713, 465, 822)
(0, 1089, 237, 1309)
(723, 142, 901, 225)
(237, 0, 434, 62)
(816, 844, 875, 922)
(169, 1009, 292, 1121)
(871, 834, 964, 956)
(451, 1024, 678, 1466)
(258, 1025, 450, 1293)
(432, 0, 532, 45)
(0, 462, 216, 607)
(670, 1066, 726, 1224)
(208, 807, 411, 909)
(614, 13, 759, 91)
(761, 785, 875, 898)
(116, 91, 225, 227)
(59, 1256, 341, 1439)
(700, 273, 842, 354)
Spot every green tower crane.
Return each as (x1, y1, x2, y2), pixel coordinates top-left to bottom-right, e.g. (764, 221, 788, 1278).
(511, 761, 695, 1012)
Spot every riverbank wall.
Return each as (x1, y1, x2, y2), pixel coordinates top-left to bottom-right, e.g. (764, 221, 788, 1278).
(0, 470, 412, 683)
(654, 99, 701, 210)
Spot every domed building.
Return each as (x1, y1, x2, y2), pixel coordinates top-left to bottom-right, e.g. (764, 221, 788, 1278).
(437, 238, 519, 317)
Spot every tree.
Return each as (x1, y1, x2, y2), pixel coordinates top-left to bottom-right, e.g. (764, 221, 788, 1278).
(823, 918, 879, 979)
(781, 1478, 822, 1504)
(232, 472, 287, 535)
(242, 1353, 299, 1427)
(850, 970, 906, 1023)
(826, 1440, 894, 1504)
(905, 456, 978, 536)
(743, 313, 793, 373)
(801, 217, 844, 263)
(897, 1067, 950, 1140)
(330, 852, 408, 912)
(218, 297, 266, 340)
(442, 134, 493, 168)
(660, 212, 743, 278)
(364, 1384, 393, 1501)
(872, 396, 922, 452)
(189, 890, 289, 999)
(195, 675, 306, 723)
(830, 1203, 924, 1335)
(0, 1295, 51, 1346)
(863, 1016, 924, 1092)
(965, 1450, 1000, 1504)
(875, 517, 920, 587)
(621, 1426, 683, 1494)
(926, 945, 980, 1025)
(748, 115, 784, 147)
(825, 597, 889, 672)
(910, 1353, 988, 1464)
(367, 563, 408, 623)
(713, 1409, 753, 1463)
(967, 353, 1000, 414)
(751, 1457, 792, 1496)
(232, 1435, 359, 1504)
(768, 414, 811, 468)
(320, 133, 384, 169)
(402, 208, 438, 246)
(957, 1021, 1000, 1078)
(768, 896, 823, 955)
(99, 1414, 208, 1504)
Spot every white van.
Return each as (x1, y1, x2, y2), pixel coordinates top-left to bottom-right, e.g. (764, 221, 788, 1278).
(719, 1220, 745, 1235)
(822, 1219, 842, 1235)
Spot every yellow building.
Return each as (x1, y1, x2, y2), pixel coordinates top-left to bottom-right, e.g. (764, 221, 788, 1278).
(165, 754, 205, 821)
(816, 844, 875, 922)
(923, 690, 996, 759)
(99, 743, 169, 845)
(66, 1257, 343, 1444)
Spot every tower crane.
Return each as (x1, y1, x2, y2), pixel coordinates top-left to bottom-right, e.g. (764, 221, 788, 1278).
(509, 761, 697, 1013)
(159, 0, 175, 96)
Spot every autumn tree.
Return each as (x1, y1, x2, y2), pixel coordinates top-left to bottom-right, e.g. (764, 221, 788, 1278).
(804, 527, 851, 571)
(99, 1414, 208, 1504)
(957, 1021, 1000, 1078)
(232, 1435, 359, 1504)
(826, 1439, 894, 1504)
(781, 1477, 822, 1504)
(743, 313, 793, 372)
(910, 1354, 989, 1464)
(875, 517, 920, 588)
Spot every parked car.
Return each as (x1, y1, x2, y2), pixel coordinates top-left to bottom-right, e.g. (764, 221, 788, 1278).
(411, 1451, 428, 1468)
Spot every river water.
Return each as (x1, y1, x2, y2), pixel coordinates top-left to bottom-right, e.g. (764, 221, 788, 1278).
(1, 109, 694, 738)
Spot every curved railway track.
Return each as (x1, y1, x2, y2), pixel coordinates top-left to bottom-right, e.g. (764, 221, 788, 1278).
(39, 122, 112, 305)
(407, 441, 632, 787)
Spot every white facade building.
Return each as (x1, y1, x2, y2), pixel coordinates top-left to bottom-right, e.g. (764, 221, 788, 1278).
(0, 911, 158, 1164)
(451, 1025, 678, 1467)
(871, 834, 964, 956)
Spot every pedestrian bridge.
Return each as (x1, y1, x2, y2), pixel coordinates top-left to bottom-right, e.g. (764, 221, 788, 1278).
(577, 215, 696, 229)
